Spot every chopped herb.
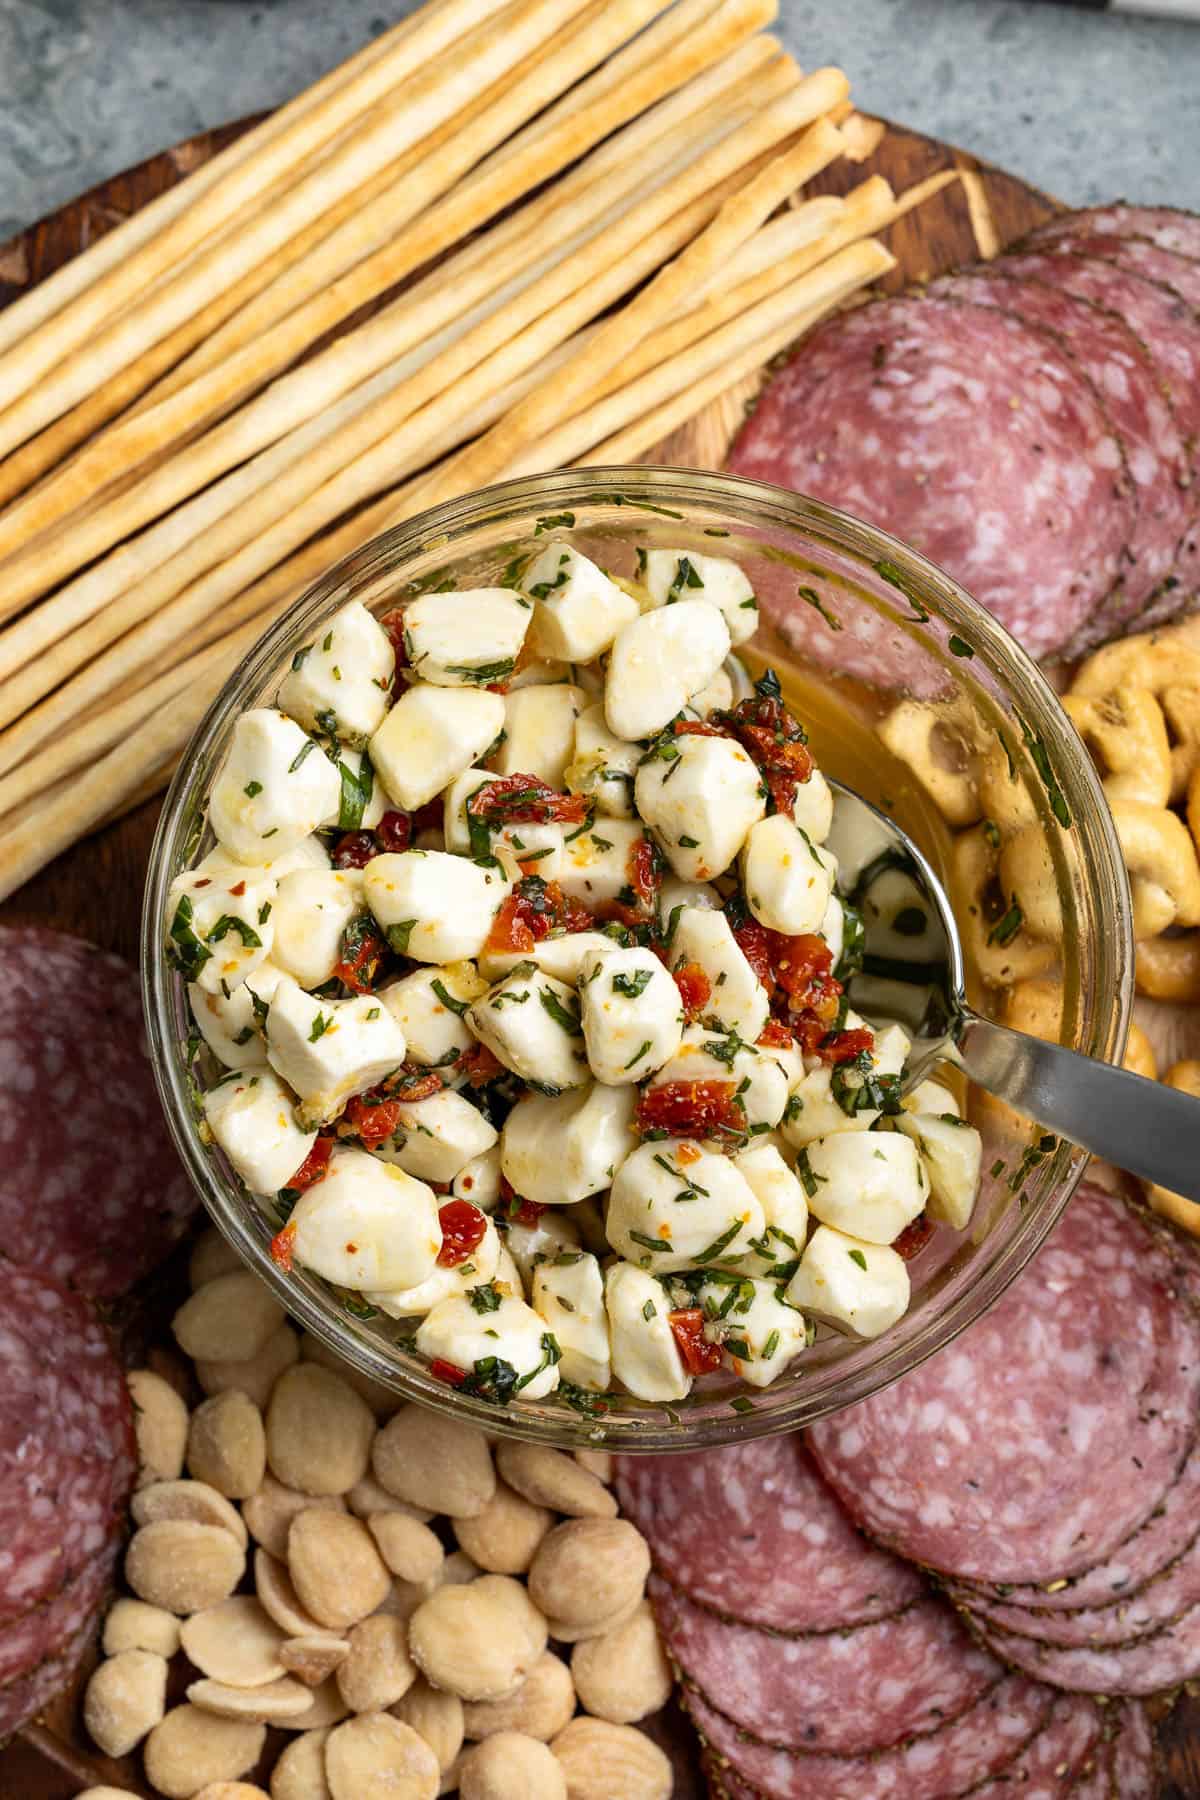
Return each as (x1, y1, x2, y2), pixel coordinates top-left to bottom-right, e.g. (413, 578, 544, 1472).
(704, 527, 730, 538)
(612, 969, 652, 999)
(534, 512, 576, 534)
(629, 1229, 671, 1256)
(291, 645, 311, 671)
(232, 1025, 256, 1046)
(385, 920, 418, 955)
(308, 1011, 332, 1042)
(988, 901, 1024, 946)
(539, 987, 583, 1035)
(982, 818, 1002, 849)
(367, 1006, 381, 1020)
(257, 902, 272, 925)
(208, 914, 263, 950)
(873, 557, 930, 622)
(1018, 714, 1073, 828)
(492, 988, 530, 1009)
(665, 556, 705, 603)
(730, 1396, 754, 1415)
(445, 658, 516, 684)
(849, 1247, 868, 1270)
(431, 978, 469, 1017)
(797, 584, 843, 632)
(948, 634, 975, 659)
(642, 1298, 657, 1321)
(695, 1219, 745, 1265)
(337, 754, 374, 831)
(677, 834, 699, 849)
(589, 833, 614, 852)
(795, 1148, 824, 1198)
(243, 779, 263, 798)
(990, 1158, 1007, 1178)
(469, 1282, 502, 1315)
(623, 1038, 653, 1070)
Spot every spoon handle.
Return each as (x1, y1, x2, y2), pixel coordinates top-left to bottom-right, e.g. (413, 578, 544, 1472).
(958, 1014, 1200, 1201)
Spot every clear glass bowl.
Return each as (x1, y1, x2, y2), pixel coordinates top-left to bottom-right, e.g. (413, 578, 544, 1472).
(142, 468, 1133, 1451)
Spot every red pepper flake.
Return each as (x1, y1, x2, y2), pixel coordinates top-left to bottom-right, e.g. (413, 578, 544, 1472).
(669, 1308, 723, 1376)
(672, 961, 712, 1022)
(343, 1090, 403, 1147)
(818, 1027, 875, 1066)
(375, 810, 413, 854)
(270, 1222, 297, 1273)
(430, 1358, 468, 1387)
(229, 880, 246, 897)
(636, 1079, 743, 1140)
(893, 1214, 935, 1261)
(287, 1136, 334, 1192)
(467, 773, 588, 830)
(437, 1199, 488, 1267)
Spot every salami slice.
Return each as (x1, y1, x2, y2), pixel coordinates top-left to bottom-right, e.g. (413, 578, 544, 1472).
(0, 1263, 135, 1621)
(1032, 229, 1200, 313)
(0, 1615, 96, 1742)
(686, 1671, 1055, 1800)
(0, 926, 196, 1298)
(649, 1573, 996, 1753)
(728, 292, 1133, 662)
(0, 1536, 118, 1686)
(975, 1589, 1200, 1696)
(808, 1186, 1200, 1586)
(1110, 1701, 1158, 1798)
(965, 1696, 1106, 1799)
(933, 267, 1190, 641)
(1028, 204, 1200, 262)
(614, 1435, 921, 1633)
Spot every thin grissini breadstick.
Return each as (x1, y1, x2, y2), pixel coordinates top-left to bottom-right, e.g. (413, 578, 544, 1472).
(395, 86, 849, 515)
(0, 63, 533, 514)
(0, 0, 528, 423)
(0, 49, 790, 688)
(0, 0, 600, 464)
(152, 0, 754, 404)
(509, 238, 895, 476)
(0, 0, 759, 610)
(0, 0, 450, 358)
(0, 337, 589, 798)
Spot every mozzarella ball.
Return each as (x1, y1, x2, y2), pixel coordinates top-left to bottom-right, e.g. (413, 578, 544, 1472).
(478, 929, 616, 988)
(578, 945, 683, 1085)
(265, 978, 408, 1129)
(166, 865, 276, 996)
(443, 767, 565, 878)
(364, 850, 510, 964)
(740, 815, 836, 936)
(895, 1110, 982, 1231)
(523, 543, 640, 663)
(374, 1088, 499, 1184)
(781, 1019, 911, 1149)
(500, 1084, 637, 1206)
(732, 1140, 808, 1278)
(416, 1294, 562, 1400)
(607, 1141, 764, 1274)
(490, 683, 587, 788)
(380, 963, 485, 1069)
(276, 601, 394, 747)
(802, 1131, 927, 1244)
(668, 907, 768, 1039)
(565, 705, 640, 820)
(791, 766, 834, 843)
(605, 606, 730, 742)
(209, 709, 341, 864)
(819, 892, 846, 968)
(685, 663, 734, 716)
(196, 834, 331, 881)
(189, 961, 282, 1072)
(467, 965, 589, 1093)
(203, 1070, 317, 1198)
(640, 548, 759, 646)
(289, 1145, 442, 1292)
(368, 1215, 501, 1318)
(270, 870, 364, 989)
(532, 1253, 611, 1391)
(786, 1225, 910, 1339)
(557, 819, 651, 911)
(647, 1025, 788, 1135)
(658, 878, 722, 936)
(402, 589, 531, 688)
(503, 1210, 582, 1289)
(696, 1275, 808, 1387)
(453, 1147, 502, 1212)
(605, 1263, 690, 1403)
(369, 683, 505, 811)
(636, 735, 765, 883)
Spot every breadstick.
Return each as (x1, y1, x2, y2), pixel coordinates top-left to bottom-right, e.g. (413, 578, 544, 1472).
(0, 50, 790, 695)
(0, 0, 770, 621)
(0, 0, 447, 357)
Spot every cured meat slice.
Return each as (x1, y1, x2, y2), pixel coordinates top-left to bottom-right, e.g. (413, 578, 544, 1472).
(1032, 228, 1200, 312)
(1110, 1701, 1158, 1798)
(649, 1573, 996, 1753)
(686, 1670, 1056, 1800)
(0, 1615, 96, 1741)
(614, 1435, 921, 1633)
(808, 1186, 1200, 1586)
(975, 1591, 1200, 1695)
(727, 292, 1133, 662)
(0, 1536, 118, 1686)
(952, 1514, 1200, 1648)
(1028, 203, 1200, 261)
(0, 925, 196, 1298)
(966, 1696, 1106, 1799)
(933, 267, 1191, 642)
(0, 1263, 135, 1621)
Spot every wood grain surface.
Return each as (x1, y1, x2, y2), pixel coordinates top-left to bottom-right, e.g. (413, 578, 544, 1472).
(1, 105, 1196, 1799)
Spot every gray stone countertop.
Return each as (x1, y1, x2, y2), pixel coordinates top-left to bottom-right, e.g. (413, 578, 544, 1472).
(1, 0, 1198, 243)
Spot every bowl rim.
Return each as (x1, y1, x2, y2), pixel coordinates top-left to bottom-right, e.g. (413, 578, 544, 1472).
(142, 465, 1134, 1450)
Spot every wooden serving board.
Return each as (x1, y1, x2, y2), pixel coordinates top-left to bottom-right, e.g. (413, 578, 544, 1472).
(3, 107, 1199, 1800)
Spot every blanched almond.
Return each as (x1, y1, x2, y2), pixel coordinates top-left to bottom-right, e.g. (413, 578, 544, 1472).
(196, 1325, 300, 1411)
(528, 1519, 649, 1630)
(461, 1652, 575, 1744)
(372, 1408, 494, 1518)
(269, 1727, 332, 1799)
(392, 1679, 464, 1773)
(409, 1574, 546, 1703)
(367, 1513, 444, 1584)
(243, 1473, 346, 1559)
(267, 1365, 375, 1497)
(180, 1597, 286, 1688)
(452, 1483, 552, 1576)
(460, 1732, 567, 1800)
(143, 1704, 266, 1800)
(102, 1597, 181, 1660)
(173, 1273, 285, 1363)
(126, 1520, 244, 1615)
(128, 1369, 189, 1489)
(494, 1443, 615, 1519)
(83, 1649, 167, 1756)
(132, 1478, 248, 1549)
(550, 1718, 671, 1799)
(188, 1677, 314, 1723)
(325, 1712, 439, 1800)
(288, 1510, 391, 1628)
(570, 1601, 671, 1724)
(187, 1390, 267, 1499)
(280, 1635, 350, 1688)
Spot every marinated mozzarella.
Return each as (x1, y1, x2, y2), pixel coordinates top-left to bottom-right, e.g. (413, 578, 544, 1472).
(175, 535, 981, 1411)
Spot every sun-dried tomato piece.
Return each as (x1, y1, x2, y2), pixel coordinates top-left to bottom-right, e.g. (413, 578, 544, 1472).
(287, 1137, 334, 1192)
(375, 810, 413, 854)
(769, 932, 833, 1001)
(628, 835, 663, 911)
(636, 1079, 743, 1140)
(486, 894, 536, 957)
(715, 681, 815, 815)
(757, 1018, 795, 1050)
(673, 961, 712, 1022)
(333, 916, 388, 994)
(467, 773, 589, 830)
(380, 607, 409, 663)
(818, 1027, 876, 1066)
(331, 830, 376, 870)
(457, 1042, 505, 1088)
(500, 1176, 545, 1228)
(672, 718, 727, 739)
(269, 1221, 297, 1273)
(437, 1200, 488, 1267)
(893, 1215, 936, 1261)
(485, 876, 591, 955)
(731, 917, 774, 987)
(343, 1090, 403, 1147)
(383, 1066, 445, 1103)
(669, 1308, 723, 1375)
(430, 1358, 468, 1387)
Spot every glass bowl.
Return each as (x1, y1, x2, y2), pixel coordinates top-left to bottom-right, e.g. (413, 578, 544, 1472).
(142, 467, 1133, 1451)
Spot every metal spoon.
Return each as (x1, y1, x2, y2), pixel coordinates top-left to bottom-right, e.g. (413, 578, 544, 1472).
(825, 779, 1200, 1202)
